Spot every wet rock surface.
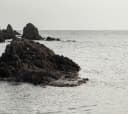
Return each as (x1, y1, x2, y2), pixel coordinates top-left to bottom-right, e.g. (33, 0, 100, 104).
(22, 23, 44, 40)
(0, 38, 88, 86)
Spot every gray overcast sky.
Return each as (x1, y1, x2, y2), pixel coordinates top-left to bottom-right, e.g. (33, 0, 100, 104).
(0, 0, 128, 30)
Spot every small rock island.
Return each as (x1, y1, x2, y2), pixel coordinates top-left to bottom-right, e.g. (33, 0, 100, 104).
(22, 23, 44, 40)
(22, 23, 62, 41)
(0, 23, 88, 87)
(0, 24, 20, 42)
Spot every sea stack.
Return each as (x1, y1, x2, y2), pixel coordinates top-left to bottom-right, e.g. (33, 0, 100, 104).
(0, 24, 20, 42)
(1, 24, 20, 40)
(0, 38, 88, 86)
(22, 23, 44, 40)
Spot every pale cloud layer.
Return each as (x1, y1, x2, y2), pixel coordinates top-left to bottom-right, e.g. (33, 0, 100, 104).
(0, 0, 128, 30)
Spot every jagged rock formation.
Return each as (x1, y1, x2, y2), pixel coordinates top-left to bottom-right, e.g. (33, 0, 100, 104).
(0, 24, 20, 41)
(0, 38, 88, 86)
(22, 23, 61, 41)
(22, 23, 43, 40)
(6, 24, 14, 34)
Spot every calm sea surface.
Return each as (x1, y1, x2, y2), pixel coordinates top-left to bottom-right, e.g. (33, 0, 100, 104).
(0, 31, 128, 114)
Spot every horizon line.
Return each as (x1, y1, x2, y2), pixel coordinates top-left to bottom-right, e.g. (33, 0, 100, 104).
(39, 29, 128, 31)
(17, 29, 128, 31)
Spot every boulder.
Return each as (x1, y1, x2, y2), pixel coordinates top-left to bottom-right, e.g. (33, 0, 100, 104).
(22, 23, 43, 40)
(0, 38, 88, 86)
(45, 36, 61, 41)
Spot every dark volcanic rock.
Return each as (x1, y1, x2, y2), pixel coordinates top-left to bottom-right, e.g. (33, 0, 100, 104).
(6, 24, 14, 34)
(22, 23, 43, 40)
(0, 38, 88, 86)
(0, 31, 5, 42)
(7, 24, 20, 35)
(1, 24, 20, 40)
(45, 36, 61, 41)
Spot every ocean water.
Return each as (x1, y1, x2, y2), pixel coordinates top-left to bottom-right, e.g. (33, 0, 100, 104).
(0, 31, 128, 114)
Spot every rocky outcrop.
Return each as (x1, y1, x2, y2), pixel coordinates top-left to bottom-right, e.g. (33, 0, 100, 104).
(0, 24, 20, 40)
(0, 38, 88, 86)
(45, 36, 61, 41)
(22, 23, 61, 41)
(22, 23, 44, 40)
(6, 24, 14, 34)
(0, 31, 5, 42)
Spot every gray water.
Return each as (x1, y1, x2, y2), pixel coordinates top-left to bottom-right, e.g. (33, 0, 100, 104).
(0, 31, 128, 114)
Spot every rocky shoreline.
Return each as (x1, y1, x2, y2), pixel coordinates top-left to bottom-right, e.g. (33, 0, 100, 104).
(0, 23, 88, 87)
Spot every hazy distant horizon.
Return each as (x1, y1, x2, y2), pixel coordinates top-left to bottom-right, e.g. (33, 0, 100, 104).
(1, 0, 128, 30)
(15, 29, 128, 33)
